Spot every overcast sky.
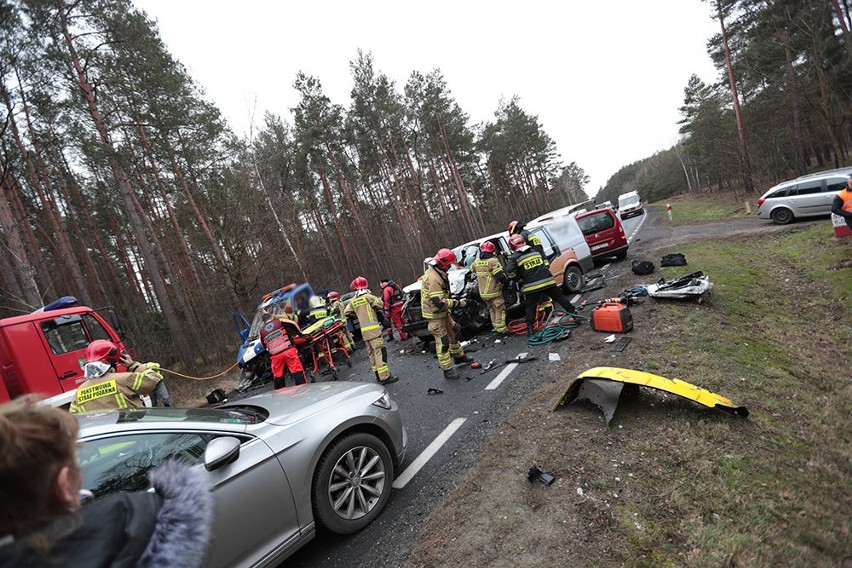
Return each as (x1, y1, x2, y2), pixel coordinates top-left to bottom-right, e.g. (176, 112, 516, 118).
(132, 0, 721, 196)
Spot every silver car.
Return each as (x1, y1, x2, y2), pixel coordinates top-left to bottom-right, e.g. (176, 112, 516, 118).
(76, 382, 407, 567)
(757, 168, 851, 224)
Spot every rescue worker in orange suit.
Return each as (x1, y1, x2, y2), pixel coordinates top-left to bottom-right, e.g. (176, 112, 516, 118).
(508, 220, 545, 256)
(70, 340, 169, 414)
(380, 278, 409, 342)
(505, 234, 577, 338)
(830, 174, 852, 229)
(345, 277, 399, 385)
(259, 311, 309, 389)
(421, 248, 474, 380)
(327, 290, 355, 351)
(471, 241, 509, 334)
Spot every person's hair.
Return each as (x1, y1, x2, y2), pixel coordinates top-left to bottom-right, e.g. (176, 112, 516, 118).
(0, 396, 80, 538)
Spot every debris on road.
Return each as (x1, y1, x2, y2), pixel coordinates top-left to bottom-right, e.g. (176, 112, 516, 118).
(552, 366, 749, 424)
(527, 465, 555, 485)
(427, 388, 443, 395)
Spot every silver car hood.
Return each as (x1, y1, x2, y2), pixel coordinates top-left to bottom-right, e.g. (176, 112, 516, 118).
(227, 382, 386, 426)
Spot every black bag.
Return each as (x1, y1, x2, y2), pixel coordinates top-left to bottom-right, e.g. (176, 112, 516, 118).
(391, 283, 404, 303)
(631, 260, 655, 275)
(661, 253, 687, 267)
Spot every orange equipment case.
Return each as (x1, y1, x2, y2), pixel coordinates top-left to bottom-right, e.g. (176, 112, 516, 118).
(590, 302, 633, 333)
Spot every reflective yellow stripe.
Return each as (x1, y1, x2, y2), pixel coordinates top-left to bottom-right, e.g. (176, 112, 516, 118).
(523, 279, 555, 292)
(116, 393, 128, 409)
(362, 323, 381, 332)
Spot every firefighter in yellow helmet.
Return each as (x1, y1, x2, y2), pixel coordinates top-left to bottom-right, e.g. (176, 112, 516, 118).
(471, 240, 509, 334)
(344, 277, 398, 385)
(421, 249, 474, 380)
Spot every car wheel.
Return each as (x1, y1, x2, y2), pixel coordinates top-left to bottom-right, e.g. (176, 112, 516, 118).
(312, 432, 393, 535)
(563, 265, 584, 294)
(771, 208, 794, 225)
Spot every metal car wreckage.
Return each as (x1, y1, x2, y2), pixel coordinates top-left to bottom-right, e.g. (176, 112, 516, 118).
(552, 367, 749, 424)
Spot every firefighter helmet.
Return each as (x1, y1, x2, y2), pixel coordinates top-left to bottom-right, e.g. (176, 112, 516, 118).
(433, 248, 457, 270)
(85, 339, 121, 365)
(480, 241, 496, 254)
(350, 276, 369, 290)
(508, 234, 526, 250)
(508, 220, 522, 235)
(84, 339, 121, 378)
(327, 291, 339, 301)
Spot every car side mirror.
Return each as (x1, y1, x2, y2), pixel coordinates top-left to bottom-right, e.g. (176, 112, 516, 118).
(204, 436, 241, 471)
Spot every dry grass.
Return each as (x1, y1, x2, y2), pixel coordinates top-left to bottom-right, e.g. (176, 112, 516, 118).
(406, 221, 851, 567)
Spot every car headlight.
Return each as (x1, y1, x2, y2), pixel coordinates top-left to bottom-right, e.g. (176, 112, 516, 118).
(372, 391, 392, 410)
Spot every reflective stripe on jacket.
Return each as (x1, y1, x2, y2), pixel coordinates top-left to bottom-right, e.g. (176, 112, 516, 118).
(472, 256, 506, 299)
(70, 364, 162, 414)
(344, 293, 384, 339)
(420, 266, 456, 319)
(507, 248, 555, 293)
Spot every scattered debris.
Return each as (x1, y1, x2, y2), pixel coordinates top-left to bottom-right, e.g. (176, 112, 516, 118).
(426, 388, 444, 395)
(610, 337, 633, 352)
(527, 465, 555, 485)
(548, 352, 561, 362)
(660, 253, 688, 266)
(645, 271, 713, 300)
(206, 388, 226, 404)
(552, 367, 749, 424)
(470, 362, 482, 369)
(479, 355, 538, 374)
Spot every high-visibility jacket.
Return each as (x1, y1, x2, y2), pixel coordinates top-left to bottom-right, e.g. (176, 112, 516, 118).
(70, 362, 162, 414)
(328, 299, 345, 318)
(506, 247, 555, 293)
(836, 189, 852, 212)
(472, 253, 507, 299)
(307, 306, 329, 323)
(420, 266, 458, 320)
(344, 292, 385, 340)
(260, 318, 303, 355)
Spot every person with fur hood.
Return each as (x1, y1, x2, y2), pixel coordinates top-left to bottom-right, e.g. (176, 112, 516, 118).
(0, 396, 213, 568)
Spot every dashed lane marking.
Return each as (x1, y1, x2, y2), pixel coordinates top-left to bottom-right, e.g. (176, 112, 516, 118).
(485, 351, 528, 391)
(392, 417, 467, 489)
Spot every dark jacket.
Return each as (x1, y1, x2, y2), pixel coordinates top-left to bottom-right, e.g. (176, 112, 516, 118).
(0, 461, 213, 568)
(506, 246, 556, 293)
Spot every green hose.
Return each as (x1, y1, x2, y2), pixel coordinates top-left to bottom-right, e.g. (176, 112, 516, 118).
(527, 311, 582, 345)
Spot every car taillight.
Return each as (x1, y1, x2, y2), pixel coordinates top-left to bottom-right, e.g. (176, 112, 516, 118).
(757, 198, 765, 208)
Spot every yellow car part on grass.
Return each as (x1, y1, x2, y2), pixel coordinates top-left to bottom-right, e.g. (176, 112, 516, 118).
(552, 366, 748, 422)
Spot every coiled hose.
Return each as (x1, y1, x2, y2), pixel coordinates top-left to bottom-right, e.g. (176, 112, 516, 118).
(507, 310, 584, 345)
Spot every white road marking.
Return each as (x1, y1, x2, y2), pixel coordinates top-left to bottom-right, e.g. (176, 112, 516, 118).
(485, 351, 528, 391)
(626, 213, 647, 243)
(392, 417, 467, 489)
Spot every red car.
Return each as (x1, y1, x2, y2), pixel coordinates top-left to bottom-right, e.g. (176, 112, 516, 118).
(575, 208, 629, 262)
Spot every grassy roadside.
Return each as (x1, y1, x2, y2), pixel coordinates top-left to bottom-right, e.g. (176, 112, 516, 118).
(405, 216, 851, 567)
(660, 192, 757, 224)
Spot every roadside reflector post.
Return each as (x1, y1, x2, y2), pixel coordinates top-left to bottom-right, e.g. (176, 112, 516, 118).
(666, 203, 673, 221)
(745, 201, 752, 214)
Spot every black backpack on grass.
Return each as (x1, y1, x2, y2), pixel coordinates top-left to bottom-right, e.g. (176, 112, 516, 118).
(631, 260, 655, 275)
(661, 253, 687, 266)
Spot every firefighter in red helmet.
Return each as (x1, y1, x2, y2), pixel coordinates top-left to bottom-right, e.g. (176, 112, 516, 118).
(326, 290, 355, 351)
(508, 220, 545, 256)
(506, 234, 577, 340)
(345, 277, 398, 385)
(421, 248, 474, 379)
(70, 340, 168, 414)
(472, 240, 509, 334)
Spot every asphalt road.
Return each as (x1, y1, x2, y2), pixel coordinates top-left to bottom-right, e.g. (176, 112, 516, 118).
(284, 211, 650, 568)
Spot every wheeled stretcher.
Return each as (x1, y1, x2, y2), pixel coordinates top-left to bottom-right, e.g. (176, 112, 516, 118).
(303, 317, 352, 380)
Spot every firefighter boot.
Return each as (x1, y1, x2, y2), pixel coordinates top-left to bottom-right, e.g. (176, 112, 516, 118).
(380, 375, 399, 385)
(453, 353, 474, 365)
(443, 367, 460, 380)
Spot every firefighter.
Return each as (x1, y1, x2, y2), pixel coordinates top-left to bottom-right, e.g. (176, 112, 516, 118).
(327, 290, 356, 350)
(421, 248, 474, 380)
(70, 340, 169, 413)
(380, 278, 409, 341)
(471, 241, 509, 334)
(304, 295, 330, 325)
(259, 311, 309, 389)
(345, 277, 398, 385)
(508, 220, 545, 256)
(505, 233, 577, 337)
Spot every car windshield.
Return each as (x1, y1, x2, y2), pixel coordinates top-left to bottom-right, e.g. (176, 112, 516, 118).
(619, 196, 640, 208)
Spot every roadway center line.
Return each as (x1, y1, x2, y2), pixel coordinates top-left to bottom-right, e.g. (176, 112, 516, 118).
(626, 213, 647, 243)
(485, 351, 528, 391)
(392, 417, 467, 489)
